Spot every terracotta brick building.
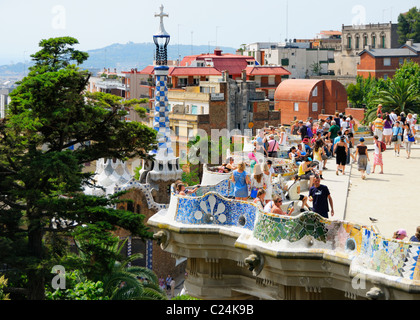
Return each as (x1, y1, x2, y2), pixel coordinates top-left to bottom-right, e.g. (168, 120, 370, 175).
(357, 41, 420, 79)
(274, 79, 348, 125)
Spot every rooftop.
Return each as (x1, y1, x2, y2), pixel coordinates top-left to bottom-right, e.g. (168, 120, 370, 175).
(359, 48, 419, 58)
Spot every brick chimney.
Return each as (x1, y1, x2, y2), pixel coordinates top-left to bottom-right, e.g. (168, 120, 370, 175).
(214, 48, 222, 56)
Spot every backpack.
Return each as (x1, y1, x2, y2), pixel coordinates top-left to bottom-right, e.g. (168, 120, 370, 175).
(378, 141, 386, 152)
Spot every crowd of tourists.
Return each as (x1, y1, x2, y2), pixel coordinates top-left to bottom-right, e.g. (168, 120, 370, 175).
(174, 107, 419, 241)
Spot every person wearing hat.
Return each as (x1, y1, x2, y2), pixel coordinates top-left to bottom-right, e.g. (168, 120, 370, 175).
(302, 137, 312, 154)
(393, 229, 407, 241)
(250, 164, 265, 199)
(333, 135, 348, 175)
(354, 137, 370, 179)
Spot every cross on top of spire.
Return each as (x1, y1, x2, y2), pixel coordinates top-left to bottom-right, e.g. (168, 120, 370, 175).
(154, 4, 169, 37)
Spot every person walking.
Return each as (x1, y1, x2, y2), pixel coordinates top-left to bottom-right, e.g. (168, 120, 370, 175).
(372, 135, 384, 174)
(373, 114, 384, 142)
(313, 139, 325, 179)
(383, 114, 393, 146)
(328, 120, 340, 143)
(403, 123, 415, 159)
(354, 137, 370, 180)
(392, 121, 403, 156)
(279, 126, 288, 147)
(267, 135, 279, 158)
(231, 162, 250, 201)
(333, 136, 348, 175)
(309, 175, 334, 219)
(262, 163, 273, 204)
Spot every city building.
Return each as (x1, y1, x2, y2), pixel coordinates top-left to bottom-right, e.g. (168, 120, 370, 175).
(274, 79, 348, 125)
(139, 50, 290, 112)
(357, 42, 420, 79)
(242, 41, 336, 79)
(333, 22, 400, 77)
(0, 82, 15, 119)
(147, 70, 282, 161)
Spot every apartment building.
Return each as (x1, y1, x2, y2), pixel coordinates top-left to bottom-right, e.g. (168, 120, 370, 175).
(147, 71, 281, 160)
(139, 49, 290, 110)
(333, 22, 400, 77)
(242, 41, 336, 79)
(357, 40, 420, 79)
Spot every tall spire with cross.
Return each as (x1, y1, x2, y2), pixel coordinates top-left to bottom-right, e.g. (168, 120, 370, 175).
(139, 4, 182, 190)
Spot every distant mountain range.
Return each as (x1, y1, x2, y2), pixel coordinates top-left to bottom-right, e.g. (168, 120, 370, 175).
(0, 42, 238, 78)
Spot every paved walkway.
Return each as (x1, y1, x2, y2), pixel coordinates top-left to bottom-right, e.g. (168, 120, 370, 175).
(318, 142, 420, 240)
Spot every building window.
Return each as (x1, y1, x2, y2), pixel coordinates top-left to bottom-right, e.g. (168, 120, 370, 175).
(312, 87, 318, 97)
(372, 35, 376, 48)
(347, 37, 352, 49)
(294, 102, 299, 112)
(312, 103, 318, 112)
(355, 36, 360, 49)
(384, 74, 388, 80)
(384, 58, 391, 66)
(399, 58, 404, 65)
(381, 36, 386, 48)
(175, 126, 180, 136)
(178, 78, 187, 87)
(363, 36, 368, 47)
(191, 105, 198, 114)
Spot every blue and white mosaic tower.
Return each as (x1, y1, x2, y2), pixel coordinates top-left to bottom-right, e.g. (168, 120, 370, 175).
(152, 5, 172, 160)
(140, 5, 183, 189)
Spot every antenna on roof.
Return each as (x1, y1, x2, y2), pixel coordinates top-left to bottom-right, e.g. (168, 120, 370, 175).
(191, 31, 194, 55)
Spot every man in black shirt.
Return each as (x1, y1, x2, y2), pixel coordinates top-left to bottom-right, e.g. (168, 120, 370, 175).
(309, 175, 334, 219)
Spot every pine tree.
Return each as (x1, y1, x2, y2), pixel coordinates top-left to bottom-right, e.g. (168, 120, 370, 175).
(0, 37, 157, 300)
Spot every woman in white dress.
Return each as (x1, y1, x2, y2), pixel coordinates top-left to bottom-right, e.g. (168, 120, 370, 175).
(262, 163, 273, 204)
(279, 126, 288, 147)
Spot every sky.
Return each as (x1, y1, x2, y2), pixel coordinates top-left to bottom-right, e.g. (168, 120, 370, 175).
(0, 0, 419, 65)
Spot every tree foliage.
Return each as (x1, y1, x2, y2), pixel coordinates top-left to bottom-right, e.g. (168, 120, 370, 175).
(0, 37, 157, 300)
(397, 7, 420, 44)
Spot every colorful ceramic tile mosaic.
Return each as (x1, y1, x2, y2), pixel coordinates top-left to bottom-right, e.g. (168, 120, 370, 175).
(360, 228, 420, 280)
(253, 211, 330, 243)
(175, 192, 257, 230)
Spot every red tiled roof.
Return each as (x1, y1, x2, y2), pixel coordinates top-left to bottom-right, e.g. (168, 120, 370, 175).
(138, 65, 156, 74)
(169, 67, 222, 76)
(246, 66, 291, 76)
(179, 50, 256, 76)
